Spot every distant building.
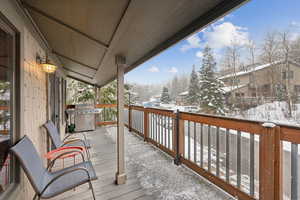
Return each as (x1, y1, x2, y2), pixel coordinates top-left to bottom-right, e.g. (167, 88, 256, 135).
(150, 94, 161, 103)
(176, 91, 188, 105)
(143, 94, 161, 107)
(219, 60, 300, 105)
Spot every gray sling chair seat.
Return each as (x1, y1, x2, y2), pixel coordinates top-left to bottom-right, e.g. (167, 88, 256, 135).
(43, 120, 91, 159)
(10, 136, 97, 200)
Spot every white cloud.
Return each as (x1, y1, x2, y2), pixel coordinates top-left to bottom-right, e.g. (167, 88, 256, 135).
(147, 66, 159, 72)
(195, 51, 203, 59)
(167, 67, 178, 73)
(290, 21, 300, 28)
(180, 34, 202, 52)
(203, 22, 249, 49)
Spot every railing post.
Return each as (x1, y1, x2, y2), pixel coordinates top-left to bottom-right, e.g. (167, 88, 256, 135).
(144, 108, 149, 142)
(174, 110, 184, 165)
(259, 123, 282, 200)
(128, 105, 132, 132)
(275, 126, 283, 200)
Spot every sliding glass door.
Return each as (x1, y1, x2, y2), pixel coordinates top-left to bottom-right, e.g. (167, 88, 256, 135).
(0, 15, 18, 195)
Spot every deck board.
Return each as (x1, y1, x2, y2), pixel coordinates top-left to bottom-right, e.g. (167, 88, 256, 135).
(52, 127, 154, 200)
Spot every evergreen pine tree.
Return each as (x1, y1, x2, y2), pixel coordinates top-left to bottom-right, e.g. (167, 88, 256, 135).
(160, 87, 171, 103)
(187, 65, 200, 105)
(199, 45, 226, 115)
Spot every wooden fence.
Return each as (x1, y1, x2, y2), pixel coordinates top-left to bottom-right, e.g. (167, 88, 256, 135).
(95, 104, 117, 126)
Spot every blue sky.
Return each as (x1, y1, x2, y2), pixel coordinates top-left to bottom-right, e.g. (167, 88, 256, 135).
(125, 0, 300, 84)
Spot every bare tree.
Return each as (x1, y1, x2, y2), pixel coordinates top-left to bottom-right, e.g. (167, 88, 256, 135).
(290, 36, 300, 62)
(220, 52, 234, 76)
(260, 31, 280, 98)
(223, 41, 243, 107)
(246, 40, 259, 103)
(279, 31, 293, 117)
(167, 74, 189, 101)
(247, 40, 256, 65)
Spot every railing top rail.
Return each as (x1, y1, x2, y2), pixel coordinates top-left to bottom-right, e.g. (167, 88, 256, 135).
(274, 122, 300, 130)
(142, 106, 174, 113)
(144, 107, 176, 118)
(180, 111, 270, 125)
(128, 105, 176, 117)
(0, 106, 8, 111)
(95, 104, 117, 108)
(180, 112, 264, 135)
(280, 126, 300, 143)
(0, 130, 9, 135)
(66, 104, 117, 108)
(129, 105, 146, 111)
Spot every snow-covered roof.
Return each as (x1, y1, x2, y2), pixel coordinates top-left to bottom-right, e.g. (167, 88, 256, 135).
(149, 97, 160, 102)
(179, 91, 188, 96)
(129, 91, 138, 96)
(222, 84, 247, 93)
(219, 60, 282, 80)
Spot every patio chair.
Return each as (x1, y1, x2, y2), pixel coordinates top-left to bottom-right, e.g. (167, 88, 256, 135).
(43, 120, 91, 159)
(10, 136, 97, 200)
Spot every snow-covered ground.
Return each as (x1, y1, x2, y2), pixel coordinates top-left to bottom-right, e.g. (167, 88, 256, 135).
(234, 101, 300, 126)
(106, 126, 233, 200)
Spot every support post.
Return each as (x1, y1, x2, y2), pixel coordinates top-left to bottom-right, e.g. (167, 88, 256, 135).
(144, 109, 149, 141)
(94, 87, 99, 127)
(259, 123, 282, 200)
(115, 55, 127, 185)
(174, 110, 184, 165)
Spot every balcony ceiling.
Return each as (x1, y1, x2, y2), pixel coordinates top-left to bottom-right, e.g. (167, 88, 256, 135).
(20, 0, 247, 86)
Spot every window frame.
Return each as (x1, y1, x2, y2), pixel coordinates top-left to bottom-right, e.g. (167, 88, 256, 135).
(282, 70, 294, 80)
(0, 11, 21, 199)
(294, 85, 300, 94)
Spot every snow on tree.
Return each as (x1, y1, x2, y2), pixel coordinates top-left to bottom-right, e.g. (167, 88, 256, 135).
(160, 87, 171, 103)
(199, 45, 226, 115)
(187, 65, 200, 105)
(67, 78, 95, 104)
(166, 74, 189, 100)
(67, 78, 132, 105)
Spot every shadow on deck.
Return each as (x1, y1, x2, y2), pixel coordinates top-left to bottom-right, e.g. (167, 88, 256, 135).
(53, 126, 232, 200)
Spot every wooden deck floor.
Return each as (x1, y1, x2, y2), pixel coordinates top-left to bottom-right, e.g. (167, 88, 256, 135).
(52, 126, 154, 200)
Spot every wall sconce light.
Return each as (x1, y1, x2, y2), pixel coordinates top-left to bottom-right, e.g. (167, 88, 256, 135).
(36, 53, 57, 73)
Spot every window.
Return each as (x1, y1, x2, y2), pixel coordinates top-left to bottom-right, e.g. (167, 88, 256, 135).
(282, 70, 294, 80)
(230, 78, 240, 85)
(262, 84, 270, 91)
(235, 92, 244, 97)
(249, 74, 254, 83)
(294, 85, 300, 94)
(0, 14, 19, 195)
